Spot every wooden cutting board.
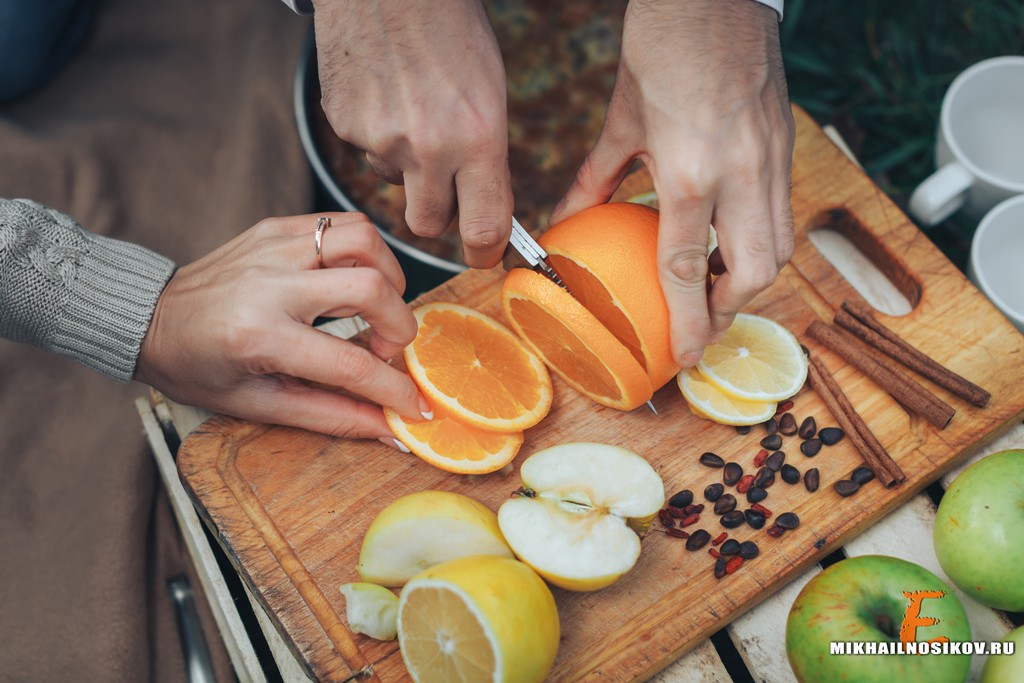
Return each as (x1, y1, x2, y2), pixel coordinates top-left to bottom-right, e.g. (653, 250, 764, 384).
(178, 107, 1024, 682)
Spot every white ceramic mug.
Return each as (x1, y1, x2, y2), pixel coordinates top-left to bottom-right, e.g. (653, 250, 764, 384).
(968, 194, 1024, 332)
(909, 56, 1024, 227)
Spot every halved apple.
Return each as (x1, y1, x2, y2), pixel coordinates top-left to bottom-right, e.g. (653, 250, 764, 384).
(358, 490, 514, 587)
(497, 443, 665, 591)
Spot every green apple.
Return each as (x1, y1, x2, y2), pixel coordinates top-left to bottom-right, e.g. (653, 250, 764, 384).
(934, 449, 1024, 611)
(979, 625, 1024, 683)
(786, 555, 971, 683)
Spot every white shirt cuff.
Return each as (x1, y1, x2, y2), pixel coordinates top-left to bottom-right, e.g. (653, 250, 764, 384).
(749, 0, 784, 20)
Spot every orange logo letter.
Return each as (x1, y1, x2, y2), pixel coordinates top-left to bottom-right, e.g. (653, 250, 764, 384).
(901, 591, 948, 644)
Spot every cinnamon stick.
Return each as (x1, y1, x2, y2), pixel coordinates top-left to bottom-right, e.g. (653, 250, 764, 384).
(835, 301, 991, 408)
(806, 320, 955, 429)
(806, 353, 906, 487)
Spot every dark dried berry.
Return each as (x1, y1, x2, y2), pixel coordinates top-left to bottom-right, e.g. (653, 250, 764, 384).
(708, 547, 722, 558)
(746, 486, 768, 503)
(686, 529, 711, 551)
(738, 540, 760, 559)
(712, 531, 728, 546)
(798, 416, 817, 439)
(744, 508, 766, 529)
(776, 512, 801, 530)
(666, 528, 689, 539)
(766, 524, 786, 538)
(714, 555, 727, 579)
(778, 412, 798, 436)
(753, 449, 769, 468)
(723, 462, 744, 486)
(820, 427, 845, 446)
(736, 474, 755, 494)
(658, 509, 676, 527)
(699, 452, 725, 468)
(804, 467, 820, 493)
(851, 466, 875, 485)
(668, 489, 694, 508)
(680, 513, 701, 527)
(720, 539, 741, 556)
(750, 502, 773, 518)
(800, 438, 822, 457)
(834, 479, 860, 497)
(684, 503, 705, 515)
(760, 434, 783, 451)
(763, 418, 779, 435)
(735, 425, 752, 435)
(704, 483, 725, 502)
(725, 556, 744, 574)
(714, 494, 738, 515)
(720, 510, 746, 529)
(780, 463, 801, 484)
(754, 467, 776, 489)
(776, 399, 794, 414)
(766, 450, 786, 472)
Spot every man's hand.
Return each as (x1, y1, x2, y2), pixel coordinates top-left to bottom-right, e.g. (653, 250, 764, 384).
(312, 0, 513, 268)
(135, 213, 427, 443)
(550, 0, 795, 367)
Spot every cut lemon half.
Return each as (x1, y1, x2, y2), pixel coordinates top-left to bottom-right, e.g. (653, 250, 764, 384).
(404, 302, 552, 432)
(501, 268, 652, 410)
(384, 406, 523, 475)
(397, 555, 560, 683)
(677, 367, 777, 426)
(697, 313, 808, 402)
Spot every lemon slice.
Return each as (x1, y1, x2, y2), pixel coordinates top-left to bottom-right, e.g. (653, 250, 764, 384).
(339, 583, 399, 641)
(677, 367, 777, 425)
(697, 313, 808, 402)
(397, 556, 560, 683)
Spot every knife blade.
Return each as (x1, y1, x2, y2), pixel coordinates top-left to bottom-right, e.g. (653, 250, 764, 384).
(503, 217, 567, 289)
(501, 216, 658, 415)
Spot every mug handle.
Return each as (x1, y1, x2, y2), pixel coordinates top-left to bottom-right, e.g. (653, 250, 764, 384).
(908, 162, 975, 226)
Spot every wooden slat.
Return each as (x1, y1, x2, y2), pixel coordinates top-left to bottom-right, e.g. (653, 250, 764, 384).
(648, 639, 732, 683)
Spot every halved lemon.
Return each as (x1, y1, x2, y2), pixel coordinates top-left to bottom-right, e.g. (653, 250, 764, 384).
(397, 555, 560, 683)
(697, 313, 808, 402)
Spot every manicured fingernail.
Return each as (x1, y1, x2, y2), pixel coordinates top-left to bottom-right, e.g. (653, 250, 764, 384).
(679, 351, 702, 367)
(709, 331, 725, 345)
(379, 437, 411, 454)
(418, 395, 433, 421)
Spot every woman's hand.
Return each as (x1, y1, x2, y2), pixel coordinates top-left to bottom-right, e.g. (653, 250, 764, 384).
(135, 213, 427, 443)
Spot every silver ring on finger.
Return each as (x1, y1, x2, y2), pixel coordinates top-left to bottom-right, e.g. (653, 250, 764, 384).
(314, 216, 331, 268)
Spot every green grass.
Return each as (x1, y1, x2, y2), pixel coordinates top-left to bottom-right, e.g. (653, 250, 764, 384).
(779, 0, 1024, 270)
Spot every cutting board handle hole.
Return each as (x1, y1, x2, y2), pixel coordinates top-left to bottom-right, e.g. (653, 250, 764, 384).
(807, 207, 919, 316)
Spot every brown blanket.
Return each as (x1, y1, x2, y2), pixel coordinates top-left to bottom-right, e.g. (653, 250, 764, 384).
(0, 0, 312, 680)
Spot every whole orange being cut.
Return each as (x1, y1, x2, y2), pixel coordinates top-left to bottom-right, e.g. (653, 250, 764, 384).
(501, 268, 652, 411)
(404, 302, 552, 432)
(538, 202, 681, 391)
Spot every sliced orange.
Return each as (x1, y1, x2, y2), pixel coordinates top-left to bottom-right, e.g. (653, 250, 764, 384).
(539, 202, 680, 391)
(677, 367, 777, 426)
(500, 268, 652, 410)
(384, 405, 523, 475)
(404, 302, 552, 432)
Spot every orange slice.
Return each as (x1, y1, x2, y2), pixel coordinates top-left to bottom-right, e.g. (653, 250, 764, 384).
(404, 302, 552, 432)
(384, 405, 523, 475)
(539, 202, 680, 391)
(500, 268, 652, 410)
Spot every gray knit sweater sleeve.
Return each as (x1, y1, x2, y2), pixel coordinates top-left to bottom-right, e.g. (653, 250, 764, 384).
(0, 199, 175, 381)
